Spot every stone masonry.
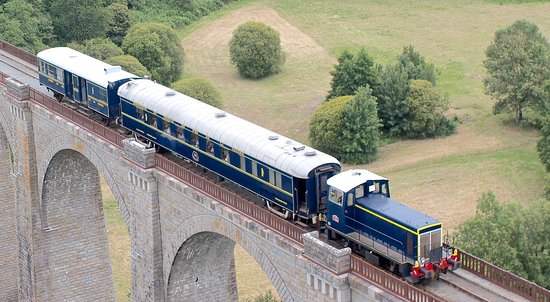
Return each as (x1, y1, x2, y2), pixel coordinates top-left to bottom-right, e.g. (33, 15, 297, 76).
(0, 75, 395, 301)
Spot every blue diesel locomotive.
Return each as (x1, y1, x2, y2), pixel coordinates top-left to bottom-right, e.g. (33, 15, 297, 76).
(37, 47, 460, 282)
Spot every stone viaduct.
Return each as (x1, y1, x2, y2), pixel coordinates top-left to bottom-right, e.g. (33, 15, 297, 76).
(2, 42, 548, 302)
(0, 74, 404, 302)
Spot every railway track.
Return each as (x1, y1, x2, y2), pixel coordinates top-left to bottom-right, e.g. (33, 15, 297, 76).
(3, 43, 539, 302)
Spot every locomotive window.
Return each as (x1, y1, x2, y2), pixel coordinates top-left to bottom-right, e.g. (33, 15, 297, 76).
(381, 183, 388, 196)
(347, 193, 354, 206)
(355, 185, 365, 198)
(329, 188, 343, 205)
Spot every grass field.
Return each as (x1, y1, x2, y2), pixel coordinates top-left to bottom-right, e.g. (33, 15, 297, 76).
(103, 0, 550, 300)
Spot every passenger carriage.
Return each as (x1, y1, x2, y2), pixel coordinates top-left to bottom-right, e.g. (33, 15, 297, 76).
(37, 47, 137, 121)
(326, 170, 460, 282)
(117, 79, 341, 222)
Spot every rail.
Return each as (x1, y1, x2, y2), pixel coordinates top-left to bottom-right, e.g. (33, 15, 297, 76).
(459, 249, 550, 302)
(351, 255, 442, 302)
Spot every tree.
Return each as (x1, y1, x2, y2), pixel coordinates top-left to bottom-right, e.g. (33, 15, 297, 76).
(483, 19, 550, 124)
(122, 23, 184, 85)
(49, 0, 109, 43)
(105, 55, 149, 76)
(326, 48, 379, 100)
(340, 86, 380, 163)
(457, 192, 550, 289)
(398, 45, 436, 85)
(0, 0, 52, 53)
(171, 78, 222, 108)
(375, 63, 410, 135)
(67, 38, 123, 61)
(310, 87, 380, 164)
(229, 21, 285, 79)
(404, 80, 455, 139)
(538, 118, 550, 172)
(107, 2, 132, 46)
(456, 192, 525, 275)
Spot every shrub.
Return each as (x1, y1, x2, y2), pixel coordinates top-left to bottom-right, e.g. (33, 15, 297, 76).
(171, 78, 222, 108)
(229, 21, 285, 79)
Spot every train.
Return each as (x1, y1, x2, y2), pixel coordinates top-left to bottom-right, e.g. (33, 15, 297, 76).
(37, 47, 460, 283)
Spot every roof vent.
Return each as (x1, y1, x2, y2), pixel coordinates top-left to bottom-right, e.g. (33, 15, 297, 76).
(165, 90, 176, 96)
(293, 145, 305, 152)
(269, 135, 279, 141)
(215, 112, 226, 118)
(286, 140, 293, 145)
(352, 171, 362, 176)
(69, 55, 77, 59)
(305, 150, 316, 156)
(104, 66, 122, 74)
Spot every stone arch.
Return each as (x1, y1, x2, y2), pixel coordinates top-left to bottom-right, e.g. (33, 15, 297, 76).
(166, 214, 293, 301)
(0, 115, 18, 301)
(37, 134, 131, 229)
(35, 149, 115, 301)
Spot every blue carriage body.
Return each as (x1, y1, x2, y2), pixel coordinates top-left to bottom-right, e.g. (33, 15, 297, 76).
(117, 79, 340, 219)
(37, 47, 137, 119)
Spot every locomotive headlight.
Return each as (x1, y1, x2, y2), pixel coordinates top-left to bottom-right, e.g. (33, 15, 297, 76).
(420, 257, 426, 266)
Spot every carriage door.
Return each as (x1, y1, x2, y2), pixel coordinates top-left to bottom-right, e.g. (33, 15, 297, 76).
(81, 79, 88, 106)
(71, 75, 81, 102)
(316, 166, 336, 214)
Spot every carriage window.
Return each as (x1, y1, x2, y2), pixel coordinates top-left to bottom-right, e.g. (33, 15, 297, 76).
(251, 161, 258, 176)
(275, 172, 282, 188)
(163, 120, 171, 135)
(39, 61, 46, 73)
(240, 155, 246, 169)
(329, 188, 343, 205)
(190, 132, 198, 147)
(269, 170, 275, 185)
(206, 140, 214, 154)
(176, 127, 184, 139)
(149, 115, 157, 127)
(99, 88, 107, 100)
(48, 65, 56, 77)
(136, 108, 145, 120)
(221, 147, 230, 162)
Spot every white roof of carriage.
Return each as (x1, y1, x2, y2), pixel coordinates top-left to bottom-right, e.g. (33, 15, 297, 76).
(118, 79, 340, 178)
(37, 47, 137, 88)
(327, 169, 387, 193)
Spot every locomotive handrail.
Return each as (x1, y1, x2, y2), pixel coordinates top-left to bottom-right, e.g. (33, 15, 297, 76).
(350, 255, 442, 302)
(458, 249, 550, 302)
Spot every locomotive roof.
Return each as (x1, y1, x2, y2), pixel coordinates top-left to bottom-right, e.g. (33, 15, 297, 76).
(357, 194, 440, 232)
(37, 47, 137, 88)
(327, 169, 387, 193)
(117, 79, 340, 178)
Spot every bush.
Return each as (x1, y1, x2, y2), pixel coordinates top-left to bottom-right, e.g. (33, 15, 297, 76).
(310, 86, 380, 164)
(67, 38, 123, 61)
(229, 21, 285, 79)
(399, 45, 437, 85)
(403, 80, 456, 139)
(326, 48, 379, 100)
(171, 78, 222, 108)
(122, 23, 184, 85)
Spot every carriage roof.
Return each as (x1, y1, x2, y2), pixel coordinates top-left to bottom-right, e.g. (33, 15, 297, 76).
(117, 79, 340, 178)
(37, 47, 137, 88)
